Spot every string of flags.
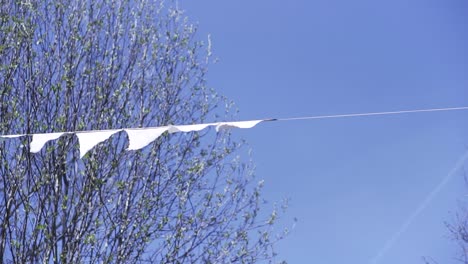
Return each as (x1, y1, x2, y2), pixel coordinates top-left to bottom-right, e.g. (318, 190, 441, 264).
(0, 120, 264, 158)
(1, 105, 468, 158)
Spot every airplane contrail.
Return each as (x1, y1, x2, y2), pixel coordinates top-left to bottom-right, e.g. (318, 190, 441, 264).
(370, 150, 468, 264)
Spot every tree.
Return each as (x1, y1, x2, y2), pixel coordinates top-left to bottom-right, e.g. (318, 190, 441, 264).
(446, 200, 468, 264)
(423, 177, 468, 264)
(0, 0, 286, 262)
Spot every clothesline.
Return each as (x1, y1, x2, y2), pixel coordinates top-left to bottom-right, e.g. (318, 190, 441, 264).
(274, 106, 468, 121)
(1, 105, 467, 158)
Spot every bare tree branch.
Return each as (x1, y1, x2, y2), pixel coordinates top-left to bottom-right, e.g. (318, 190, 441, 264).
(0, 0, 288, 263)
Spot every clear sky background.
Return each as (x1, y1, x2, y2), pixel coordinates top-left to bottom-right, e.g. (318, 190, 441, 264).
(181, 1, 468, 263)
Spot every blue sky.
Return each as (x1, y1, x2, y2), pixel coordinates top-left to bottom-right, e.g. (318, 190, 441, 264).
(181, 0, 468, 263)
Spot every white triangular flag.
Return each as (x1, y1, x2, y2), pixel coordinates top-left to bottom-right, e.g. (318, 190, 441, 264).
(76, 130, 121, 158)
(168, 123, 214, 133)
(30, 132, 65, 153)
(125, 127, 169, 150)
(215, 120, 263, 132)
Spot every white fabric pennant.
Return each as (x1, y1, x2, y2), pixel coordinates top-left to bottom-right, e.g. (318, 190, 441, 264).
(215, 120, 264, 132)
(0, 119, 266, 156)
(125, 127, 169, 150)
(76, 130, 121, 158)
(30, 132, 66, 153)
(168, 123, 214, 133)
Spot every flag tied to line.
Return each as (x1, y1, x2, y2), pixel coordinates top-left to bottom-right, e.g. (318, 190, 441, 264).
(1, 120, 264, 158)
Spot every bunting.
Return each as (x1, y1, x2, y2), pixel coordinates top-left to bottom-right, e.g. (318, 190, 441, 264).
(125, 127, 169, 150)
(0, 120, 265, 158)
(30, 132, 66, 153)
(168, 123, 214, 133)
(215, 120, 263, 131)
(1, 105, 468, 158)
(76, 130, 122, 158)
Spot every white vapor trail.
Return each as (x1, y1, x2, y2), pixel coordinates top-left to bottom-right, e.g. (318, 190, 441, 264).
(370, 150, 468, 264)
